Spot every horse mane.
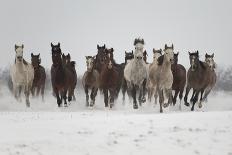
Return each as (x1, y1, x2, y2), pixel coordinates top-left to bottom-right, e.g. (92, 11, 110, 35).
(70, 61, 76, 67)
(157, 55, 164, 66)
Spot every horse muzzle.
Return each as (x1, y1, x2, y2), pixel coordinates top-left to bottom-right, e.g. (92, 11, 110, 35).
(17, 56, 23, 61)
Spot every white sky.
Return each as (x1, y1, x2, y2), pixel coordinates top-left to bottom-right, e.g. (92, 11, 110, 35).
(0, 0, 231, 75)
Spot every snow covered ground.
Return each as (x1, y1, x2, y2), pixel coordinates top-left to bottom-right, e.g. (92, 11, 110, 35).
(0, 87, 231, 155)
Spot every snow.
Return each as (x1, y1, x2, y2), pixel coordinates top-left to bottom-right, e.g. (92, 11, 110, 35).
(0, 87, 232, 155)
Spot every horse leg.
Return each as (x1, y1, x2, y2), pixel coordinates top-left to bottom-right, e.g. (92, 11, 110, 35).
(18, 85, 23, 102)
(173, 89, 179, 106)
(24, 85, 30, 107)
(141, 79, 147, 103)
(154, 86, 158, 105)
(90, 87, 97, 107)
(132, 84, 138, 109)
(36, 86, 41, 97)
(158, 88, 164, 113)
(54, 88, 62, 107)
(191, 91, 199, 111)
(122, 79, 127, 105)
(184, 85, 191, 106)
(31, 86, 35, 97)
(41, 84, 45, 102)
(190, 89, 196, 103)
(68, 87, 73, 102)
(179, 89, 184, 110)
(84, 85, 89, 106)
(163, 89, 172, 108)
(198, 89, 204, 108)
(103, 89, 109, 107)
(109, 88, 115, 108)
(62, 89, 68, 107)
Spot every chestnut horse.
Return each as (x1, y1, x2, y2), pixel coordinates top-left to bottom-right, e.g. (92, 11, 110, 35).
(50, 43, 75, 107)
(171, 52, 186, 109)
(31, 53, 46, 101)
(98, 51, 120, 108)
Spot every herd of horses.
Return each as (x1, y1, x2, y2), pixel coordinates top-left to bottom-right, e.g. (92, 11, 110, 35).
(10, 38, 216, 112)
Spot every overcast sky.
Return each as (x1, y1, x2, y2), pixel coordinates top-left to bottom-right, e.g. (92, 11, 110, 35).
(0, 0, 231, 75)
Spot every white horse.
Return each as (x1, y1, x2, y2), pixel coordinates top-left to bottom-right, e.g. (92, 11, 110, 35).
(147, 48, 162, 103)
(149, 44, 174, 113)
(10, 44, 34, 107)
(124, 38, 148, 109)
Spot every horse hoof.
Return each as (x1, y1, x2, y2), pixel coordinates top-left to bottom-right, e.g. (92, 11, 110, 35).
(64, 104, 68, 107)
(160, 110, 163, 113)
(133, 104, 138, 109)
(191, 107, 194, 111)
(68, 97, 72, 102)
(198, 103, 202, 108)
(163, 103, 169, 108)
(90, 101, 94, 107)
(184, 102, 190, 106)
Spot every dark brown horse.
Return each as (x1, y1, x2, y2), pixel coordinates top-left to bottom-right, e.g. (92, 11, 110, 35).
(94, 44, 107, 73)
(31, 53, 46, 101)
(98, 51, 120, 108)
(50, 43, 75, 107)
(62, 53, 77, 101)
(82, 56, 99, 107)
(171, 52, 186, 108)
(184, 51, 211, 111)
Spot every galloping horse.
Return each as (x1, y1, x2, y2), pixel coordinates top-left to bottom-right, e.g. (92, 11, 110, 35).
(82, 56, 99, 107)
(171, 52, 186, 109)
(50, 43, 75, 107)
(148, 48, 162, 103)
(184, 51, 211, 111)
(31, 53, 46, 101)
(62, 53, 77, 101)
(149, 44, 174, 113)
(124, 38, 147, 109)
(98, 51, 120, 108)
(10, 44, 34, 107)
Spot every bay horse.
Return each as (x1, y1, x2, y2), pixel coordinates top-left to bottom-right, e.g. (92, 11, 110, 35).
(122, 50, 134, 103)
(10, 44, 34, 107)
(98, 51, 120, 108)
(200, 53, 217, 104)
(50, 42, 75, 107)
(82, 56, 99, 107)
(184, 51, 211, 111)
(94, 44, 107, 73)
(171, 52, 186, 109)
(147, 48, 162, 103)
(62, 53, 77, 101)
(124, 38, 147, 109)
(149, 44, 174, 113)
(31, 53, 46, 101)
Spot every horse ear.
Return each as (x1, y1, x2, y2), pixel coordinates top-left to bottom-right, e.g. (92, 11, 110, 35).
(196, 50, 199, 55)
(58, 42, 60, 47)
(39, 58, 41, 64)
(111, 48, 114, 52)
(132, 50, 133, 54)
(212, 53, 214, 57)
(188, 51, 191, 55)
(97, 45, 99, 49)
(31, 53, 33, 57)
(171, 44, 174, 49)
(51, 42, 54, 47)
(177, 52, 179, 55)
(153, 48, 155, 53)
(205, 53, 208, 57)
(103, 44, 106, 49)
(38, 53, 40, 57)
(165, 44, 167, 49)
(15, 44, 18, 50)
(22, 44, 24, 49)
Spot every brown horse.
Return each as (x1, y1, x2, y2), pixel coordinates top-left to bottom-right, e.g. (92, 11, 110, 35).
(171, 52, 186, 108)
(94, 44, 107, 73)
(82, 56, 99, 107)
(62, 53, 77, 101)
(184, 51, 211, 111)
(50, 43, 75, 107)
(98, 51, 120, 108)
(31, 53, 46, 101)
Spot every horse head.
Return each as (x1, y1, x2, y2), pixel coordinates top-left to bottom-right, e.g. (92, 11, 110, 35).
(163, 44, 174, 64)
(85, 56, 94, 72)
(51, 42, 62, 66)
(96, 44, 107, 65)
(189, 51, 199, 71)
(153, 48, 162, 61)
(125, 50, 134, 63)
(62, 53, 71, 65)
(134, 38, 144, 54)
(31, 53, 41, 68)
(15, 44, 24, 62)
(205, 53, 216, 70)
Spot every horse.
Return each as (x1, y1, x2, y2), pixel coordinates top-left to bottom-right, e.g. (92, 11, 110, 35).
(184, 51, 212, 111)
(82, 56, 99, 107)
(171, 52, 186, 109)
(10, 44, 34, 107)
(98, 51, 120, 108)
(149, 44, 174, 113)
(121, 50, 134, 103)
(50, 42, 75, 107)
(62, 53, 77, 101)
(94, 44, 107, 73)
(124, 38, 147, 109)
(147, 48, 162, 103)
(200, 53, 217, 104)
(31, 53, 46, 101)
